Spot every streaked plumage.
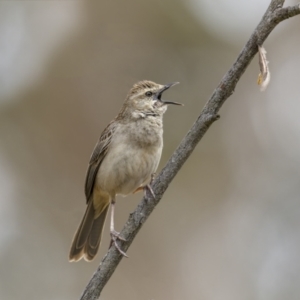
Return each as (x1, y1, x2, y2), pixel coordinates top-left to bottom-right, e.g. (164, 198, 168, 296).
(69, 80, 181, 262)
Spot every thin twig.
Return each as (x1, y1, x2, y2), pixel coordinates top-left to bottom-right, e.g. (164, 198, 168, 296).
(79, 1, 300, 299)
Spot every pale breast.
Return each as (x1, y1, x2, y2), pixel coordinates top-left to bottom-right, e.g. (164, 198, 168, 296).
(96, 119, 163, 196)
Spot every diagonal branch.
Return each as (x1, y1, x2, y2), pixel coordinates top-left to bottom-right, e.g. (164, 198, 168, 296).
(79, 1, 300, 299)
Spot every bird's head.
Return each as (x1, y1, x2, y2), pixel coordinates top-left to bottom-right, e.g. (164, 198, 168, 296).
(121, 80, 182, 119)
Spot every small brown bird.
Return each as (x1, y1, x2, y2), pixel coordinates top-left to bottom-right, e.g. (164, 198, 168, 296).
(69, 80, 182, 262)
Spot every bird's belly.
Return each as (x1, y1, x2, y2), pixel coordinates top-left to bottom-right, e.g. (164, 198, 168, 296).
(96, 143, 162, 196)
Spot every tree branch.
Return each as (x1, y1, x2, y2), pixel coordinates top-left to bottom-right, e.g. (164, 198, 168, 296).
(79, 1, 300, 299)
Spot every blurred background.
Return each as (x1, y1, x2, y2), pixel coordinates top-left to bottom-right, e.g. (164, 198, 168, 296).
(1, 0, 300, 299)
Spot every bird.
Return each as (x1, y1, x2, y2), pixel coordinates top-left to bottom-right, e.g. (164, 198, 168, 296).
(69, 80, 182, 262)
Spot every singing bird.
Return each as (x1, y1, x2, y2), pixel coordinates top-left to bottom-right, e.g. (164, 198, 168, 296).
(69, 80, 182, 262)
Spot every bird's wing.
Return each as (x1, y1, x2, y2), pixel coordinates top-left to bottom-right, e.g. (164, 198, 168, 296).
(84, 121, 116, 202)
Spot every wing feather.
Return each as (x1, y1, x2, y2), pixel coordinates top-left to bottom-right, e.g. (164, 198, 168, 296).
(84, 121, 116, 202)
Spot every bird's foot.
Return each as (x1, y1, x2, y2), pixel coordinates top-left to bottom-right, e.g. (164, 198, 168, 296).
(110, 230, 128, 257)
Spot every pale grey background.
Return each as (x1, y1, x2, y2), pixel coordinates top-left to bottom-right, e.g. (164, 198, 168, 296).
(0, 1, 300, 299)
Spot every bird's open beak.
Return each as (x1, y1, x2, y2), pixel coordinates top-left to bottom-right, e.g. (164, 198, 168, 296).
(155, 82, 183, 106)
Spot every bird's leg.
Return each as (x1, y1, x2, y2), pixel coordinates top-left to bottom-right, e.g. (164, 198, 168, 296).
(109, 198, 128, 257)
(133, 173, 156, 199)
(150, 172, 156, 184)
(133, 185, 155, 198)
(144, 184, 156, 199)
(146, 173, 156, 198)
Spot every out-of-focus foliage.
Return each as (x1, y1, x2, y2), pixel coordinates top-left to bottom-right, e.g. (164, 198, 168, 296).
(0, 1, 300, 299)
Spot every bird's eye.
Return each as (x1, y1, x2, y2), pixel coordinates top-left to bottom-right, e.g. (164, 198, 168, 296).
(145, 91, 153, 97)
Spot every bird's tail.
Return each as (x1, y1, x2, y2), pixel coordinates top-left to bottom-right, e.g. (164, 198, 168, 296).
(69, 200, 109, 262)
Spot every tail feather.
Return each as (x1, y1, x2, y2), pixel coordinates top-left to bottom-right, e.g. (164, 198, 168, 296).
(83, 205, 109, 261)
(75, 200, 94, 249)
(69, 201, 109, 262)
